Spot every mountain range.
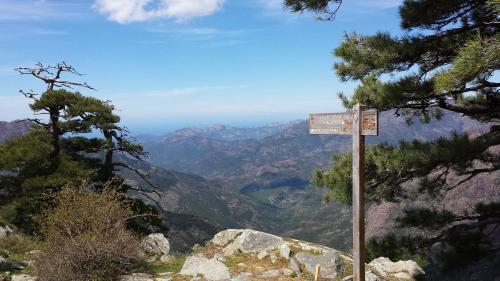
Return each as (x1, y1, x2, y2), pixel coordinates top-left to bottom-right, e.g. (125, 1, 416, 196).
(1, 112, 493, 255)
(133, 110, 485, 250)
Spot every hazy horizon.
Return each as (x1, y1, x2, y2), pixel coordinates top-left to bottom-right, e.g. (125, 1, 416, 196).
(0, 0, 403, 129)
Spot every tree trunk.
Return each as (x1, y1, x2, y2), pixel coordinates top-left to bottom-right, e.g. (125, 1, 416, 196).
(102, 130, 114, 182)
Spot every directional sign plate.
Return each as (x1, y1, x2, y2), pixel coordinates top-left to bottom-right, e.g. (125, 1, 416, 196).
(309, 110, 378, 136)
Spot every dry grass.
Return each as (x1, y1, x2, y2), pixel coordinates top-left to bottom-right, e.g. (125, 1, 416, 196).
(34, 184, 142, 281)
(224, 251, 290, 275)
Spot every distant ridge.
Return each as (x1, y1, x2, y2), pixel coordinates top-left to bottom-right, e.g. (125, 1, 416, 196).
(0, 120, 32, 144)
(145, 120, 303, 142)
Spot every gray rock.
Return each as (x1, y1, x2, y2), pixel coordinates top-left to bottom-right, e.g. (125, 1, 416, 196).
(180, 256, 231, 281)
(11, 275, 36, 281)
(270, 253, 277, 264)
(282, 268, 294, 276)
(0, 256, 24, 271)
(120, 273, 154, 281)
(393, 272, 413, 279)
(295, 250, 345, 279)
(220, 229, 284, 256)
(0, 225, 13, 239)
(231, 272, 252, 281)
(142, 233, 170, 256)
(289, 257, 301, 275)
(214, 254, 226, 262)
(257, 250, 269, 260)
(368, 257, 424, 279)
(260, 269, 281, 278)
(155, 278, 172, 281)
(160, 254, 175, 263)
(279, 243, 291, 259)
(211, 229, 244, 247)
(155, 272, 173, 281)
(341, 271, 380, 281)
(296, 241, 331, 254)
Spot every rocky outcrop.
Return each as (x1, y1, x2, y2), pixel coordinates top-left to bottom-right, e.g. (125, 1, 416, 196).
(120, 273, 172, 281)
(142, 233, 170, 256)
(369, 257, 425, 280)
(213, 229, 284, 256)
(10, 274, 36, 281)
(295, 250, 345, 278)
(0, 226, 13, 239)
(3, 229, 423, 281)
(0, 256, 24, 272)
(180, 256, 231, 281)
(141, 233, 170, 262)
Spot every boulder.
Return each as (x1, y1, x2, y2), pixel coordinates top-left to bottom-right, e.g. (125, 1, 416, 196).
(231, 272, 252, 281)
(0, 256, 24, 271)
(296, 241, 331, 253)
(289, 257, 301, 274)
(257, 250, 269, 260)
(295, 250, 345, 279)
(0, 226, 13, 239)
(278, 243, 291, 259)
(218, 229, 284, 256)
(120, 273, 172, 281)
(282, 268, 295, 276)
(120, 273, 154, 281)
(368, 257, 424, 279)
(211, 229, 243, 247)
(141, 233, 170, 256)
(11, 275, 36, 281)
(180, 256, 231, 281)
(341, 271, 380, 281)
(270, 253, 277, 264)
(260, 269, 281, 278)
(160, 254, 175, 263)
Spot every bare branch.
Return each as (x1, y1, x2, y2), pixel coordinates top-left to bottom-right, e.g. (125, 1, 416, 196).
(16, 62, 96, 92)
(111, 162, 163, 196)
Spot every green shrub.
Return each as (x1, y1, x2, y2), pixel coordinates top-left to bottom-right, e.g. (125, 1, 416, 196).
(34, 182, 143, 281)
(366, 233, 428, 267)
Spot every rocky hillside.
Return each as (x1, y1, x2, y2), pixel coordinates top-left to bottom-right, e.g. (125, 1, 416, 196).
(137, 111, 484, 250)
(151, 121, 303, 142)
(120, 158, 276, 252)
(141, 110, 479, 184)
(3, 228, 426, 281)
(0, 121, 32, 144)
(122, 157, 353, 251)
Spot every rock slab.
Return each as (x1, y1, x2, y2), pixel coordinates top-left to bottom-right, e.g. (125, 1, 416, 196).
(219, 229, 284, 256)
(180, 256, 231, 281)
(142, 233, 170, 256)
(369, 257, 424, 279)
(295, 250, 345, 278)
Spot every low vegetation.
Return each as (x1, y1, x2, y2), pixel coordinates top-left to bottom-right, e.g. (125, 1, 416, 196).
(33, 183, 143, 281)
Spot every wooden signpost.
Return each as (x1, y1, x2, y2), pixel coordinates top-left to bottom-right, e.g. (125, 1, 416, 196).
(309, 103, 378, 281)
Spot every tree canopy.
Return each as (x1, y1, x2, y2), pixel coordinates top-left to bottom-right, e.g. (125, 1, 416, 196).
(286, 0, 500, 273)
(0, 63, 162, 233)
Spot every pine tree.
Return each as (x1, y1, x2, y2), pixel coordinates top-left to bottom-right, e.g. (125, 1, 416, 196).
(286, 0, 499, 273)
(0, 63, 162, 233)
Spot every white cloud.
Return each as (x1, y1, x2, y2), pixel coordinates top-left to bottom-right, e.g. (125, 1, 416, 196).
(93, 0, 224, 24)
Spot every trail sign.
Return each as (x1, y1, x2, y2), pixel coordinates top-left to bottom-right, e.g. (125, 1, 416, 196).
(309, 104, 378, 281)
(309, 111, 378, 136)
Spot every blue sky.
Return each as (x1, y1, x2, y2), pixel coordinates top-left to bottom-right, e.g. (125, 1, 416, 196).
(0, 0, 402, 134)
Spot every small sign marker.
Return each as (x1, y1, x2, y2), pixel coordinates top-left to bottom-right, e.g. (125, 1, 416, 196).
(309, 104, 378, 281)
